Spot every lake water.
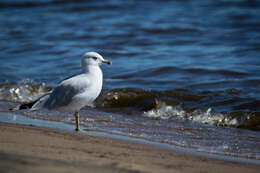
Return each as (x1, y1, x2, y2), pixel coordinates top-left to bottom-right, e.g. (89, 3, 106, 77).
(0, 0, 260, 160)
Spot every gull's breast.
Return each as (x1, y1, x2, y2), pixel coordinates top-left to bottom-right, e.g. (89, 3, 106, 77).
(58, 72, 103, 112)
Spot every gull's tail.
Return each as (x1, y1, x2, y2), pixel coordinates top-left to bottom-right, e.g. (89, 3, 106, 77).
(11, 93, 50, 111)
(18, 100, 38, 110)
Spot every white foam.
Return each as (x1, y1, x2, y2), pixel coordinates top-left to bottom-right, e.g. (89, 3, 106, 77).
(143, 103, 239, 127)
(0, 81, 50, 103)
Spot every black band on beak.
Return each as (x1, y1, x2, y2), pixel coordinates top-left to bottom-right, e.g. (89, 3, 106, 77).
(102, 60, 112, 65)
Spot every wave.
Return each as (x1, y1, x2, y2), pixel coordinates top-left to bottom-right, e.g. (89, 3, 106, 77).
(0, 81, 259, 130)
(143, 104, 260, 130)
(142, 27, 202, 36)
(0, 80, 51, 103)
(111, 66, 248, 80)
(96, 89, 260, 130)
(0, 0, 56, 8)
(0, 0, 121, 9)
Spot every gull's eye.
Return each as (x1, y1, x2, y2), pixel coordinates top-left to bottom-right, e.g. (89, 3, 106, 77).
(92, 57, 97, 60)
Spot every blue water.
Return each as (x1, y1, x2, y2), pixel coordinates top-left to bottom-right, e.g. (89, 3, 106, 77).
(1, 0, 260, 92)
(0, 0, 260, 161)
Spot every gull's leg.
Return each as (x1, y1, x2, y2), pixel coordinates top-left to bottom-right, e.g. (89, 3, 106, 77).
(74, 111, 80, 131)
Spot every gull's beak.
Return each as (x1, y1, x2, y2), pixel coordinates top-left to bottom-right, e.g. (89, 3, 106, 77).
(102, 60, 112, 65)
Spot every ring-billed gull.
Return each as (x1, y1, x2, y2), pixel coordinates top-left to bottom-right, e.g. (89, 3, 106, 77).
(18, 52, 112, 131)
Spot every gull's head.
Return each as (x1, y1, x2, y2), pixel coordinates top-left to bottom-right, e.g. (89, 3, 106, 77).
(82, 52, 112, 70)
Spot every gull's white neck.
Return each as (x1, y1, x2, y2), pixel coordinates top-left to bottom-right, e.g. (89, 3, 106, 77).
(82, 64, 103, 103)
(82, 64, 103, 78)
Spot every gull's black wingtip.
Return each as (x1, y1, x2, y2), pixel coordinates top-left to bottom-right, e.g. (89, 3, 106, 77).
(9, 100, 37, 111)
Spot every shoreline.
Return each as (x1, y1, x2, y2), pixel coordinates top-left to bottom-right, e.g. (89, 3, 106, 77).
(0, 122, 259, 173)
(1, 112, 259, 164)
(1, 112, 260, 162)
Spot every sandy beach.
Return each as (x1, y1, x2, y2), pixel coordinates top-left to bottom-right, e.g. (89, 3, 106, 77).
(0, 122, 259, 173)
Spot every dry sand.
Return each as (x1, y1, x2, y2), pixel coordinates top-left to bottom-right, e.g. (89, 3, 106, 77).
(0, 122, 259, 173)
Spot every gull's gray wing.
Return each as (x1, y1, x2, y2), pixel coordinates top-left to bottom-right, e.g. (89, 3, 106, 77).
(43, 74, 90, 109)
(30, 93, 51, 110)
(43, 84, 81, 109)
(31, 74, 90, 110)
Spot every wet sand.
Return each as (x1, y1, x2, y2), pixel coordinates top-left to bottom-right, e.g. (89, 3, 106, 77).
(0, 122, 259, 173)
